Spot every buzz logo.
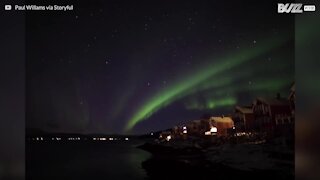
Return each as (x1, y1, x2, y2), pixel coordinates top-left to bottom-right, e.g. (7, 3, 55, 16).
(278, 3, 316, 13)
(278, 3, 303, 13)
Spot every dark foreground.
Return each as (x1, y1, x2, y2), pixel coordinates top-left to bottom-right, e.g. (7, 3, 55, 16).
(27, 140, 294, 180)
(26, 140, 151, 180)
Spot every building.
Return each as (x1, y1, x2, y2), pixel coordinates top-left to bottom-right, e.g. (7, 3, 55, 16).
(208, 116, 235, 137)
(234, 106, 254, 132)
(159, 131, 172, 141)
(186, 119, 206, 136)
(253, 94, 293, 134)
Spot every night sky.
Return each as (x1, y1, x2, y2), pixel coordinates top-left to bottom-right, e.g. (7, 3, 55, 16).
(26, 0, 294, 134)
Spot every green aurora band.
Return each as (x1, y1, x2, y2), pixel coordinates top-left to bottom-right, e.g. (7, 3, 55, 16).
(125, 36, 291, 131)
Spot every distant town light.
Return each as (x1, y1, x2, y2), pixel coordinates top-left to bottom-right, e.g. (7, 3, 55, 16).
(109, 137, 114, 141)
(183, 126, 187, 130)
(210, 127, 217, 133)
(125, 138, 129, 141)
(204, 131, 211, 135)
(233, 126, 235, 130)
(166, 135, 172, 141)
(150, 132, 154, 136)
(100, 138, 106, 141)
(183, 130, 187, 134)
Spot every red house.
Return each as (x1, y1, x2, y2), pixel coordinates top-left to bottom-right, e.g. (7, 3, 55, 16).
(253, 94, 292, 134)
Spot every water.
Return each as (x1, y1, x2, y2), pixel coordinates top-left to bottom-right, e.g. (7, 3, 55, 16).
(26, 140, 151, 180)
(26, 140, 294, 180)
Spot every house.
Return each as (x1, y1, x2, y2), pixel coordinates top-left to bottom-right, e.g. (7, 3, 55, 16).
(186, 119, 206, 136)
(234, 106, 254, 132)
(208, 116, 235, 137)
(253, 94, 293, 134)
(171, 125, 188, 139)
(159, 131, 172, 141)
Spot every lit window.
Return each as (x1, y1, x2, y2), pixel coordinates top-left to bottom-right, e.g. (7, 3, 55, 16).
(210, 127, 217, 133)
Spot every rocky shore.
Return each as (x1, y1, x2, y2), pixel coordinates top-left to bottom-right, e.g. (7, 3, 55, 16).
(138, 138, 294, 180)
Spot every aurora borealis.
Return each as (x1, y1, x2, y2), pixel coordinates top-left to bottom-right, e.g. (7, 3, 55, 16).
(26, 0, 294, 134)
(125, 36, 291, 131)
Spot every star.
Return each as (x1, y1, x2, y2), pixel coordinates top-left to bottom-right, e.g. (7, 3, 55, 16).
(248, 81, 252, 85)
(253, 40, 257, 44)
(147, 82, 151, 86)
(105, 60, 109, 65)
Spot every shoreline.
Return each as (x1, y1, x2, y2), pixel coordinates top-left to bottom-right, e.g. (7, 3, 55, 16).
(137, 140, 294, 180)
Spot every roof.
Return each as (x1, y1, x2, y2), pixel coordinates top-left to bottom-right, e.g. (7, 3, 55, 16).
(256, 97, 290, 106)
(210, 116, 234, 123)
(235, 106, 253, 114)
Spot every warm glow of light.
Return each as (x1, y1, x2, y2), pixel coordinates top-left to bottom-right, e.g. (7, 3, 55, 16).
(205, 131, 211, 135)
(183, 130, 187, 134)
(233, 126, 235, 130)
(150, 132, 154, 136)
(183, 126, 187, 130)
(166, 135, 172, 141)
(125, 138, 129, 141)
(210, 127, 217, 133)
(109, 138, 114, 141)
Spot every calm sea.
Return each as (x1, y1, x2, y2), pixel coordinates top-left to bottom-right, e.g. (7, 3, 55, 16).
(26, 140, 151, 180)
